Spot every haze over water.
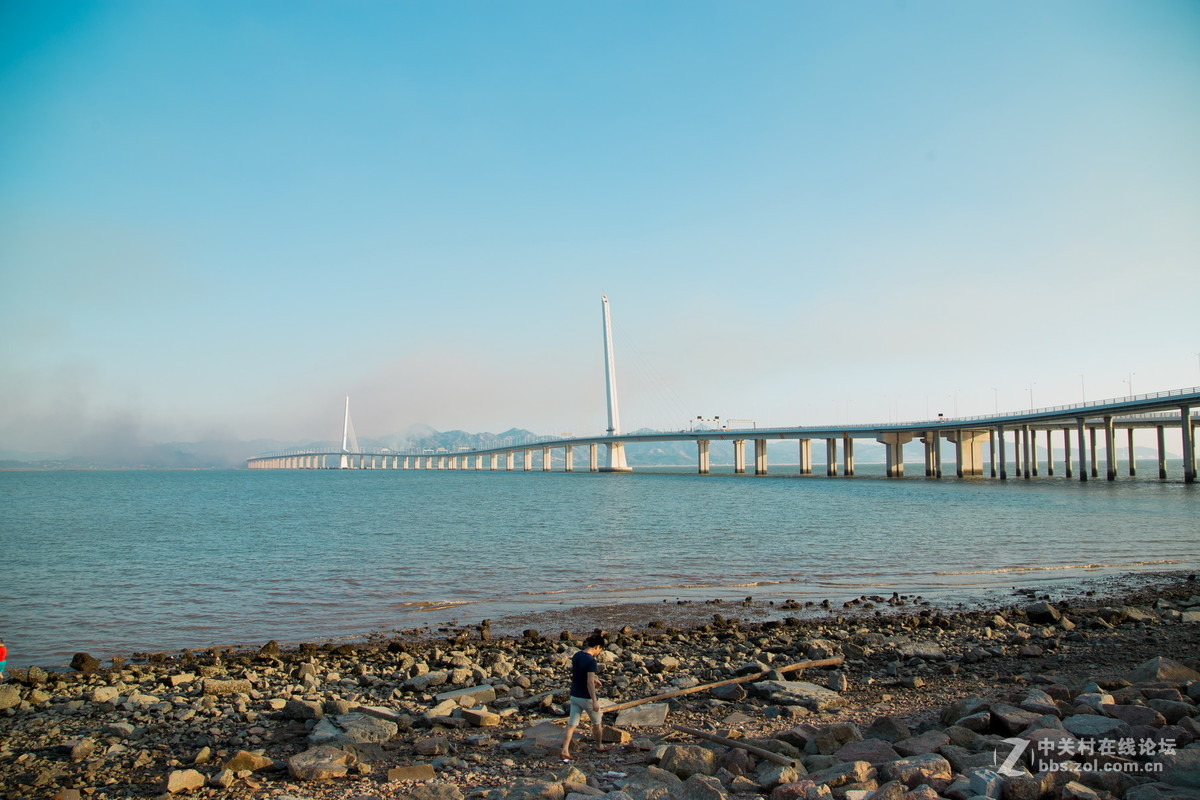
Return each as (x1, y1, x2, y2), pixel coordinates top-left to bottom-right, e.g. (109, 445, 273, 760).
(1, 467, 1196, 668)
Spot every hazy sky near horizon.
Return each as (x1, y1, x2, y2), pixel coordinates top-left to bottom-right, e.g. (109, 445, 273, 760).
(2, 1, 1198, 455)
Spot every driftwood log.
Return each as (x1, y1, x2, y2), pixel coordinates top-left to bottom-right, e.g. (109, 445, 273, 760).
(671, 724, 798, 767)
(600, 655, 844, 714)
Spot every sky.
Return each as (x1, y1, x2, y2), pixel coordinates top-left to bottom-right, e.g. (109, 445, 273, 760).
(2, 0, 1199, 456)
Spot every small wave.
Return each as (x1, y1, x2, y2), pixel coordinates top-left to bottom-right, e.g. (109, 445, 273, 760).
(935, 560, 1181, 576)
(389, 600, 477, 613)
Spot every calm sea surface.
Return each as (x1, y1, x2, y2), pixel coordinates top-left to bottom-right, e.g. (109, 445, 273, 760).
(1, 466, 1197, 667)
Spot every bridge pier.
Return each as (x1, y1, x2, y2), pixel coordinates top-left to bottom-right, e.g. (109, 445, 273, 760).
(1022, 426, 1031, 480)
(523, 450, 532, 471)
(1076, 418, 1088, 482)
(877, 432, 911, 477)
(798, 439, 812, 475)
(589, 443, 598, 472)
(1045, 430, 1054, 476)
(697, 440, 710, 475)
(948, 430, 988, 476)
(505, 452, 515, 471)
(1127, 428, 1136, 476)
(825, 438, 838, 476)
(564, 445, 573, 472)
(542, 447, 552, 471)
(754, 439, 767, 475)
(1063, 428, 1072, 478)
(1104, 416, 1116, 481)
(1157, 426, 1166, 479)
(1182, 405, 1196, 483)
(1089, 427, 1098, 478)
(733, 440, 746, 474)
(843, 433, 854, 476)
(922, 432, 936, 477)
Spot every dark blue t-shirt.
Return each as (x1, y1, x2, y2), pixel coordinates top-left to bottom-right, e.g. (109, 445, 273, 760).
(570, 650, 598, 698)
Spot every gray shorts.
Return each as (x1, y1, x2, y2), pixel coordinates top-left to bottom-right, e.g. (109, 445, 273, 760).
(567, 695, 600, 727)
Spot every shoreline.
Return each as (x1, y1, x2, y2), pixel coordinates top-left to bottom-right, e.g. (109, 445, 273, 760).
(11, 566, 1196, 673)
(2, 571, 1198, 799)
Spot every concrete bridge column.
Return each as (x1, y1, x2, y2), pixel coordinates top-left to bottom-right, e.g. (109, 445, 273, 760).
(440, 456, 448, 470)
(488, 454, 496, 471)
(523, 450, 533, 471)
(446, 456, 456, 470)
(798, 439, 812, 475)
(474, 454, 482, 470)
(1127, 428, 1136, 476)
(876, 432, 911, 477)
(505, 452, 515, 471)
(1063, 429, 1073, 478)
(589, 443, 598, 472)
(1104, 416, 1116, 481)
(923, 433, 936, 477)
(733, 440, 746, 474)
(989, 430, 997, 478)
(542, 447, 552, 471)
(949, 430, 988, 477)
(1030, 429, 1039, 477)
(1089, 427, 1098, 478)
(997, 427, 1007, 479)
(754, 439, 767, 475)
(843, 434, 855, 476)
(1157, 426, 1166, 479)
(1182, 406, 1196, 484)
(1045, 431, 1054, 476)
(564, 446, 573, 472)
(826, 438, 838, 476)
(1076, 418, 1088, 482)
(1022, 426, 1032, 480)
(697, 440, 710, 475)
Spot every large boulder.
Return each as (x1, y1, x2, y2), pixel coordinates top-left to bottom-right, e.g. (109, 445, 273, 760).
(659, 744, 718, 779)
(287, 745, 355, 781)
(752, 680, 846, 712)
(1129, 657, 1200, 684)
(70, 652, 101, 674)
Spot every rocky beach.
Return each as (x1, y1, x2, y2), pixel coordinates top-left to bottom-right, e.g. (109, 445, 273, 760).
(2, 573, 1199, 800)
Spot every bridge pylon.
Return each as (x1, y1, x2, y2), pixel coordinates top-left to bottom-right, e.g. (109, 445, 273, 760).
(600, 296, 632, 472)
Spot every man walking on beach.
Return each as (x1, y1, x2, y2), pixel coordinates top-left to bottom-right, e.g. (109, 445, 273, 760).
(561, 632, 608, 760)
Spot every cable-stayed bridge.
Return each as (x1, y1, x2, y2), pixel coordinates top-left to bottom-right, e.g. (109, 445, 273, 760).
(249, 298, 1200, 483)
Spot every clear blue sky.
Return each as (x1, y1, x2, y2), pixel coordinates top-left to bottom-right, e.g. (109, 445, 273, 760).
(2, 1, 1198, 455)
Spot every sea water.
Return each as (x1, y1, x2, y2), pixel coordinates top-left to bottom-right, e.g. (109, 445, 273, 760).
(0, 466, 1196, 667)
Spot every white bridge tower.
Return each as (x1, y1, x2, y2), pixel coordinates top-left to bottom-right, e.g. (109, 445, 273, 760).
(601, 295, 632, 472)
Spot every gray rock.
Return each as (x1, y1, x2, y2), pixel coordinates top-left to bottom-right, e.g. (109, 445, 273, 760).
(164, 768, 206, 794)
(1130, 657, 1200, 684)
(967, 768, 1005, 799)
(287, 744, 355, 781)
(1148, 699, 1197, 724)
(1154, 749, 1200, 788)
(893, 731, 950, 756)
(0, 685, 21, 711)
(878, 754, 952, 789)
(1125, 784, 1200, 800)
(672, 773, 727, 800)
(865, 716, 911, 743)
(71, 652, 101, 673)
(1025, 602, 1061, 624)
(752, 680, 846, 712)
(835, 739, 900, 765)
(808, 760, 875, 788)
(616, 702, 670, 728)
(659, 744, 718, 779)
(1062, 714, 1130, 739)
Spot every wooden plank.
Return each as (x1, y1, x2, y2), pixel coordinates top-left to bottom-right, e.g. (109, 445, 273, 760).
(600, 655, 843, 714)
